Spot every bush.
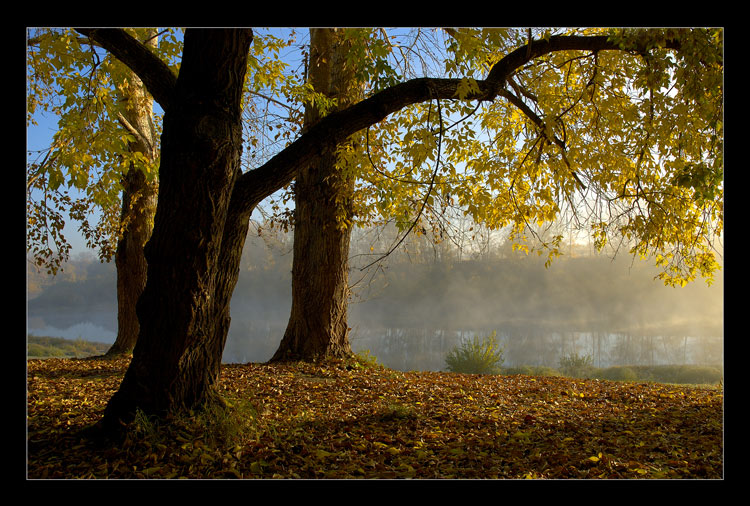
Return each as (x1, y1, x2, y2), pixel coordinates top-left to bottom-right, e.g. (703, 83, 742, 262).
(636, 365, 723, 385)
(27, 335, 109, 358)
(599, 366, 639, 382)
(558, 352, 595, 378)
(595, 364, 722, 385)
(445, 331, 504, 375)
(669, 365, 722, 385)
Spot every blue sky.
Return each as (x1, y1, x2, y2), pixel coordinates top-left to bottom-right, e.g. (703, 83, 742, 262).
(27, 107, 98, 259)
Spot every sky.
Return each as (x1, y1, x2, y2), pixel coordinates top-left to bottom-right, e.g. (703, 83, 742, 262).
(27, 108, 97, 258)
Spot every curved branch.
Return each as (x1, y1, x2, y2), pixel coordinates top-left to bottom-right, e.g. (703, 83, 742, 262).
(499, 89, 586, 190)
(360, 94, 445, 271)
(75, 28, 178, 111)
(232, 33, 684, 212)
(115, 112, 156, 159)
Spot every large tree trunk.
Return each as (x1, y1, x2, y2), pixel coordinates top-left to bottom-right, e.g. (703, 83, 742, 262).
(271, 29, 361, 362)
(107, 30, 158, 356)
(100, 29, 253, 429)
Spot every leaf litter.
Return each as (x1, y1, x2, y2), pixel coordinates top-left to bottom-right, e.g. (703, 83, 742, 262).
(27, 356, 723, 479)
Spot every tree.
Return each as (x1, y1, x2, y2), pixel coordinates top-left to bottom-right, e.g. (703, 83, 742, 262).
(27, 28, 297, 356)
(66, 27, 721, 433)
(270, 28, 363, 362)
(109, 29, 159, 355)
(27, 28, 178, 355)
(274, 27, 723, 363)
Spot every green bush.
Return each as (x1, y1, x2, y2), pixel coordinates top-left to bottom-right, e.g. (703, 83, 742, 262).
(27, 343, 60, 358)
(634, 365, 723, 385)
(558, 352, 595, 378)
(599, 366, 639, 382)
(594, 364, 722, 385)
(27, 335, 109, 358)
(669, 365, 722, 385)
(445, 331, 504, 375)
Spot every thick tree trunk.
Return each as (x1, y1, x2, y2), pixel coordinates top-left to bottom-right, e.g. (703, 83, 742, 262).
(100, 29, 253, 429)
(271, 148, 355, 361)
(107, 33, 158, 356)
(271, 29, 361, 362)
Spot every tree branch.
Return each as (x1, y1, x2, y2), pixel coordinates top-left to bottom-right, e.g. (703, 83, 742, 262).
(233, 33, 683, 213)
(360, 94, 445, 271)
(115, 112, 156, 160)
(75, 28, 178, 111)
(498, 89, 586, 190)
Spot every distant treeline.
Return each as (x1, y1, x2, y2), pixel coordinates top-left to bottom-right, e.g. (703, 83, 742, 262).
(27, 335, 110, 358)
(28, 226, 723, 369)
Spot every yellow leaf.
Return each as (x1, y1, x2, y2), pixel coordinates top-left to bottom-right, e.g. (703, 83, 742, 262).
(314, 449, 333, 459)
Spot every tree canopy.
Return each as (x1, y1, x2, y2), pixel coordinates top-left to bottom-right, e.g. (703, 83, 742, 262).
(357, 28, 723, 286)
(255, 28, 724, 286)
(28, 28, 723, 286)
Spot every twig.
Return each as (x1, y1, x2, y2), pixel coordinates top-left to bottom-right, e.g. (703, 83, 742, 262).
(360, 89, 444, 271)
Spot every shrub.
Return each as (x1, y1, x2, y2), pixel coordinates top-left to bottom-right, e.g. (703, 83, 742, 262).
(644, 365, 723, 385)
(599, 366, 639, 382)
(558, 352, 595, 378)
(445, 331, 504, 375)
(671, 365, 722, 385)
(353, 349, 380, 368)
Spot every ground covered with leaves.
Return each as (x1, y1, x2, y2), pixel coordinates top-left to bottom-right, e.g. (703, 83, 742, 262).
(27, 355, 723, 479)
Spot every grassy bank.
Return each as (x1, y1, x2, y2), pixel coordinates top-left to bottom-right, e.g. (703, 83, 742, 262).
(27, 335, 110, 359)
(502, 363, 723, 386)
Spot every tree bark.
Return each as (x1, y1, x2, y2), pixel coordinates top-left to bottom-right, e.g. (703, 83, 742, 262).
(107, 30, 158, 356)
(99, 29, 253, 429)
(271, 29, 362, 362)
(109, 168, 157, 355)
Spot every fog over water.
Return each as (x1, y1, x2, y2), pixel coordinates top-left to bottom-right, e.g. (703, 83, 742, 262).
(27, 228, 723, 371)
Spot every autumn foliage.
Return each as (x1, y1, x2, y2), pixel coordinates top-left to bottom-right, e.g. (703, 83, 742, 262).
(27, 355, 722, 479)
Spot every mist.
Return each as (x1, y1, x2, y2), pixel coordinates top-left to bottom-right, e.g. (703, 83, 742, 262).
(27, 226, 723, 371)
